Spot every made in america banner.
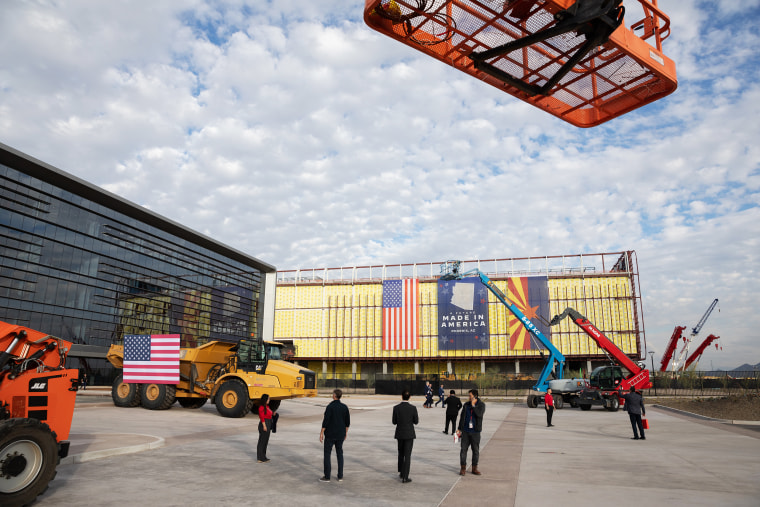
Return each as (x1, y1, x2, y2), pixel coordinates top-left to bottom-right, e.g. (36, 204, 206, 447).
(437, 278, 490, 350)
(507, 276, 550, 350)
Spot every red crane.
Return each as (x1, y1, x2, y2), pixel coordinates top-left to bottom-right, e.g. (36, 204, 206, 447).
(681, 334, 721, 371)
(550, 307, 650, 411)
(659, 325, 685, 372)
(672, 299, 719, 372)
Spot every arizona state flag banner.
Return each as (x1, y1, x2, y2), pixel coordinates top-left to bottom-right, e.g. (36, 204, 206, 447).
(438, 278, 490, 350)
(382, 279, 420, 350)
(507, 277, 550, 350)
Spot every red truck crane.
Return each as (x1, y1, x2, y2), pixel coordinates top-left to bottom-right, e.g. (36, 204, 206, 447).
(681, 334, 721, 371)
(671, 299, 719, 373)
(550, 307, 651, 411)
(0, 320, 79, 506)
(659, 325, 686, 372)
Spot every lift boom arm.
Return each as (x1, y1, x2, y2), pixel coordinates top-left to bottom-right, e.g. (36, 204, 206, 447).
(659, 325, 685, 372)
(673, 298, 719, 372)
(682, 334, 720, 371)
(550, 307, 647, 381)
(440, 261, 565, 391)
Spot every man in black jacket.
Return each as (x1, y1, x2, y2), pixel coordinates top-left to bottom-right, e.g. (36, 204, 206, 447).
(621, 386, 646, 440)
(319, 389, 350, 482)
(442, 390, 462, 434)
(392, 390, 419, 483)
(457, 389, 486, 476)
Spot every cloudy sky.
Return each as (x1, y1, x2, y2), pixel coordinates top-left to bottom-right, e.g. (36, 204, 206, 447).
(2, 1, 758, 369)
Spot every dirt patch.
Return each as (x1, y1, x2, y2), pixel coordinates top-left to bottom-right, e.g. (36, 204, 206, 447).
(655, 394, 760, 421)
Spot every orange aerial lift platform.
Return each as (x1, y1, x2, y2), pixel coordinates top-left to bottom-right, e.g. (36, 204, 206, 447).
(364, 0, 677, 127)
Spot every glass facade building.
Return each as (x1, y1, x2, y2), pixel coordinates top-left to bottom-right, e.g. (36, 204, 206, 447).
(0, 143, 276, 382)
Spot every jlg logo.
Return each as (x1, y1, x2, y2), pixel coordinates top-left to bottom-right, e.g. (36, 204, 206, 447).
(28, 379, 49, 392)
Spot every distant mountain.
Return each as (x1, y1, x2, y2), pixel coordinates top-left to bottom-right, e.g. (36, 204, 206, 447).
(731, 363, 760, 372)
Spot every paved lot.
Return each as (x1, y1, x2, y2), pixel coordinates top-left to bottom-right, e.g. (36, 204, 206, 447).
(35, 392, 760, 506)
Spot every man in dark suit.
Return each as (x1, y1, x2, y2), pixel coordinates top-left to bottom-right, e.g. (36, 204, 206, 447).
(319, 389, 351, 482)
(442, 389, 462, 434)
(621, 386, 646, 440)
(392, 389, 419, 483)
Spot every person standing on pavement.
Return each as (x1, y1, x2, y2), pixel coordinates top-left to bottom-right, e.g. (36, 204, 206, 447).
(319, 389, 351, 482)
(424, 381, 433, 408)
(544, 388, 555, 427)
(392, 390, 419, 483)
(434, 384, 445, 407)
(257, 394, 275, 463)
(621, 386, 646, 440)
(442, 390, 462, 434)
(456, 389, 486, 476)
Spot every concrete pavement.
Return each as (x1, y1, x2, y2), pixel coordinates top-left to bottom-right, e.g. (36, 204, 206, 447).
(35, 391, 760, 506)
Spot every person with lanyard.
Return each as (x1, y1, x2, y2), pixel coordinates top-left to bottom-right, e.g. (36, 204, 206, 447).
(257, 393, 275, 463)
(456, 389, 486, 476)
(544, 388, 555, 427)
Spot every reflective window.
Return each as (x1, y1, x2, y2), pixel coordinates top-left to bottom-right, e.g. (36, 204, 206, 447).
(0, 158, 270, 366)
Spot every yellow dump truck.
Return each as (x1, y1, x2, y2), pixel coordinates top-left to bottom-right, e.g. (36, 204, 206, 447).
(106, 339, 316, 417)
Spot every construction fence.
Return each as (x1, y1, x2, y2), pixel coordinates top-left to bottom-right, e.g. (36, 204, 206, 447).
(318, 373, 542, 397)
(647, 371, 760, 398)
(317, 371, 760, 398)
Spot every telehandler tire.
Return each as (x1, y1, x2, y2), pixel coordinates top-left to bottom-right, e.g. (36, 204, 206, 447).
(579, 403, 592, 411)
(112, 374, 141, 407)
(215, 380, 250, 418)
(140, 384, 177, 410)
(605, 396, 620, 412)
(0, 418, 59, 506)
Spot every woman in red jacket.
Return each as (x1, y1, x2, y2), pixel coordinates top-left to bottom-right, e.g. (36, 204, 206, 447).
(544, 388, 554, 427)
(257, 394, 274, 462)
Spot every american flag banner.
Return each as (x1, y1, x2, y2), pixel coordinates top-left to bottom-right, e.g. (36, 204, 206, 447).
(382, 279, 419, 350)
(123, 334, 180, 384)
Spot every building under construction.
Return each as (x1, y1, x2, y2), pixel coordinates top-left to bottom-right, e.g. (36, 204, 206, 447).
(274, 251, 646, 379)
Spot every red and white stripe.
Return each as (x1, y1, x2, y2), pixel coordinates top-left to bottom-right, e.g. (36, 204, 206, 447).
(124, 335, 180, 384)
(383, 279, 419, 350)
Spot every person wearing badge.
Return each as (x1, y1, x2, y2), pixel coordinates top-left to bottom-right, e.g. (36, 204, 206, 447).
(456, 389, 486, 476)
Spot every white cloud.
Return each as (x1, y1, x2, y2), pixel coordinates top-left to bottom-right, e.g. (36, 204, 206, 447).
(1, 0, 758, 369)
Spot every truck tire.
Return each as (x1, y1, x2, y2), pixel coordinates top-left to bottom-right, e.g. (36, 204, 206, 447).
(268, 399, 281, 412)
(579, 403, 591, 411)
(177, 398, 207, 409)
(140, 384, 177, 410)
(606, 397, 620, 412)
(215, 380, 250, 418)
(0, 418, 59, 507)
(112, 374, 141, 407)
(569, 397, 578, 408)
(554, 395, 564, 409)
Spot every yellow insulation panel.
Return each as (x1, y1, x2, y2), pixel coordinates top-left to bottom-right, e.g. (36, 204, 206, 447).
(275, 276, 638, 359)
